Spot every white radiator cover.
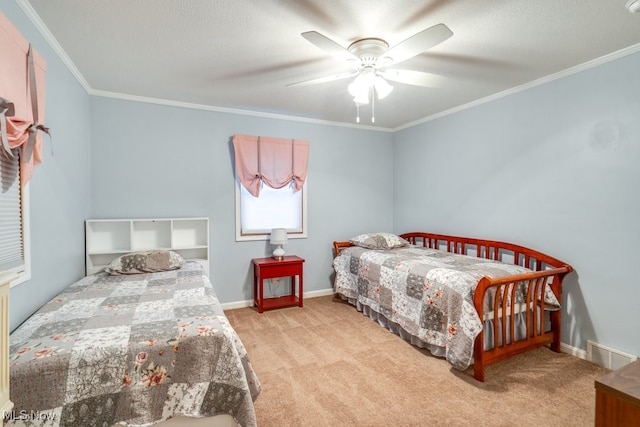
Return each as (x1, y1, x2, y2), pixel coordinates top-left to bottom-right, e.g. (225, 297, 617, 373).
(587, 340, 638, 370)
(0, 272, 15, 416)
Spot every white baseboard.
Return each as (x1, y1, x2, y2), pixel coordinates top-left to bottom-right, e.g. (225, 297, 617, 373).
(220, 288, 335, 311)
(220, 299, 253, 310)
(303, 288, 336, 298)
(561, 342, 588, 360)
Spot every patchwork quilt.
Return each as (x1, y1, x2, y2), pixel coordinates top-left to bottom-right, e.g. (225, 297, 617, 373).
(8, 262, 260, 427)
(333, 246, 561, 370)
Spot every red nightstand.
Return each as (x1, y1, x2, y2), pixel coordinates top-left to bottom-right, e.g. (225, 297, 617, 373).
(252, 255, 304, 313)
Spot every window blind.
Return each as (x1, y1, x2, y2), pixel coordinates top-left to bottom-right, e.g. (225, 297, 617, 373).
(239, 180, 304, 235)
(0, 150, 23, 271)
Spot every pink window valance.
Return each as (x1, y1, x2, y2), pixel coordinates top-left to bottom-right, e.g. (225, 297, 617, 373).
(233, 134, 309, 197)
(0, 12, 48, 186)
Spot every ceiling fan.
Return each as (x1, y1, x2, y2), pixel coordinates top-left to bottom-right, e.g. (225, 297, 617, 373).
(287, 23, 453, 122)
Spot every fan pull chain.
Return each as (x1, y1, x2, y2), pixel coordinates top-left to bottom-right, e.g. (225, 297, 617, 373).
(371, 91, 375, 123)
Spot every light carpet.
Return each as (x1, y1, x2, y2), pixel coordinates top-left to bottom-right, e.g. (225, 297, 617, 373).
(225, 296, 608, 427)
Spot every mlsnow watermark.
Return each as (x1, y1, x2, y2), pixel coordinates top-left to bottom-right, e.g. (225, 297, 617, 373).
(3, 410, 57, 422)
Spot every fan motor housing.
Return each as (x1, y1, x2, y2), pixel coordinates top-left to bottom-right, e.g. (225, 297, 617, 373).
(348, 38, 389, 65)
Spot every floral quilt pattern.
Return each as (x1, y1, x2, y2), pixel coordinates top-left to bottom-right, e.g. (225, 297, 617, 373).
(333, 246, 561, 370)
(8, 262, 261, 427)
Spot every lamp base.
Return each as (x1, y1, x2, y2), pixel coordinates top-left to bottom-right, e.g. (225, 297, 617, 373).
(272, 246, 285, 261)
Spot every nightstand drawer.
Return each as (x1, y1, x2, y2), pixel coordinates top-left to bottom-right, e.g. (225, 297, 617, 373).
(256, 263, 301, 279)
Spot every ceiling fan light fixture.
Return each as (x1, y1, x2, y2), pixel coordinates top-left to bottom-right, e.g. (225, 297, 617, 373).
(626, 0, 640, 12)
(297, 24, 454, 124)
(352, 91, 370, 105)
(374, 76, 393, 99)
(348, 75, 371, 104)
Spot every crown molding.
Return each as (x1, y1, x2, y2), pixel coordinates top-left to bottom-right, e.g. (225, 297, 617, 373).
(15, 0, 91, 93)
(394, 42, 640, 131)
(90, 89, 393, 132)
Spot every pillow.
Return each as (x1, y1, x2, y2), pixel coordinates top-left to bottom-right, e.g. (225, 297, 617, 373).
(104, 250, 185, 275)
(349, 232, 409, 250)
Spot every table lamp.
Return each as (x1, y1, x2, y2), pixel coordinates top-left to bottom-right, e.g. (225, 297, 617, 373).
(270, 228, 288, 260)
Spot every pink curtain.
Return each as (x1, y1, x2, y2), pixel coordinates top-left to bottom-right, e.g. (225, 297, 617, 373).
(0, 12, 47, 186)
(233, 134, 309, 197)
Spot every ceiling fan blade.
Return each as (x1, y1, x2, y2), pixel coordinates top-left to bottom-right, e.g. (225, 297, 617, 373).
(302, 31, 360, 65)
(380, 69, 445, 87)
(381, 23, 453, 66)
(286, 71, 357, 87)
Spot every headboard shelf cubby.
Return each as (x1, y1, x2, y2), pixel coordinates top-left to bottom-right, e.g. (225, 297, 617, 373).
(85, 218, 210, 275)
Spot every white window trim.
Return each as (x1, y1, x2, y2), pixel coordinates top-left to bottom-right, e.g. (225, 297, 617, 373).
(235, 177, 307, 242)
(8, 182, 31, 288)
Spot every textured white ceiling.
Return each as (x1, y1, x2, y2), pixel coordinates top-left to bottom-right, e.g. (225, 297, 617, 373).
(22, 0, 640, 129)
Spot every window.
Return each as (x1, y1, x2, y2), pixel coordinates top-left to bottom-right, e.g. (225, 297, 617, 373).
(0, 150, 31, 286)
(235, 176, 307, 241)
(232, 134, 309, 242)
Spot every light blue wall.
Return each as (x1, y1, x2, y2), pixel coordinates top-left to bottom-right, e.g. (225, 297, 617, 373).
(2, 2, 92, 330)
(5, 0, 639, 358)
(393, 52, 640, 356)
(90, 97, 394, 303)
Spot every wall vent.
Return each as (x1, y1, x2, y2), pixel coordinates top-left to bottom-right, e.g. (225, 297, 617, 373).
(587, 340, 638, 370)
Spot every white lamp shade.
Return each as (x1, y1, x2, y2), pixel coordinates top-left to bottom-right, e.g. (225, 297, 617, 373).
(348, 76, 370, 104)
(374, 76, 393, 99)
(270, 228, 288, 259)
(270, 228, 288, 245)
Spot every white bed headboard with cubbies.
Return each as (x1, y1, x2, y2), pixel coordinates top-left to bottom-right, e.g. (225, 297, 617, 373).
(85, 218, 209, 276)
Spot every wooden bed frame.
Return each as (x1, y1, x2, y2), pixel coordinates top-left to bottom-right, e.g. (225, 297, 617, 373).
(333, 231, 573, 382)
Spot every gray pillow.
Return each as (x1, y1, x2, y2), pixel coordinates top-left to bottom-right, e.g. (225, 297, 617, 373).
(104, 250, 185, 275)
(349, 232, 409, 250)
